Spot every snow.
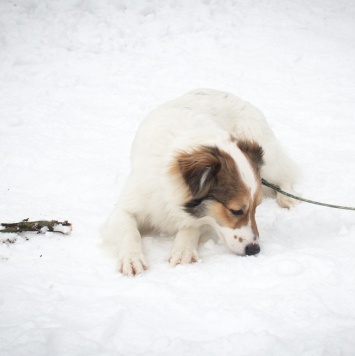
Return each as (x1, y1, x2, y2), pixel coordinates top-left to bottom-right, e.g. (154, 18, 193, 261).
(1, 0, 355, 354)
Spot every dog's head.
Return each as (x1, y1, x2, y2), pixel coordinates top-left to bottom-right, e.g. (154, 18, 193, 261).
(173, 140, 264, 256)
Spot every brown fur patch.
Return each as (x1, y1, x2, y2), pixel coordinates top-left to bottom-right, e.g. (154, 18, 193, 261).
(211, 200, 249, 230)
(170, 145, 262, 236)
(205, 148, 249, 206)
(237, 140, 264, 173)
(209, 194, 261, 237)
(173, 146, 221, 199)
(205, 145, 263, 235)
(229, 134, 237, 142)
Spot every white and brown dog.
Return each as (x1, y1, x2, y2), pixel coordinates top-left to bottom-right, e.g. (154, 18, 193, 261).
(103, 89, 298, 275)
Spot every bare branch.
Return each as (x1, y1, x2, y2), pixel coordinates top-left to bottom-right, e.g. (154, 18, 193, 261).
(0, 220, 72, 235)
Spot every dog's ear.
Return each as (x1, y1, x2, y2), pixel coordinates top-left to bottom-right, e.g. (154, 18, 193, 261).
(237, 140, 264, 173)
(177, 146, 221, 199)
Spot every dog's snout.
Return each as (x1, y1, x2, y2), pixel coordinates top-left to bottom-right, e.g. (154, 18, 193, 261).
(245, 243, 260, 256)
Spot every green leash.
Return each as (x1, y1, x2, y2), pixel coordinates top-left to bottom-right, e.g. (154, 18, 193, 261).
(261, 178, 355, 211)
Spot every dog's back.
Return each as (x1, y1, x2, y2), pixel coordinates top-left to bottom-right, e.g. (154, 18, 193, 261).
(132, 89, 275, 162)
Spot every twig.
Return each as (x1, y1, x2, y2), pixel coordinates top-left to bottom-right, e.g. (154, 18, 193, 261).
(0, 219, 72, 234)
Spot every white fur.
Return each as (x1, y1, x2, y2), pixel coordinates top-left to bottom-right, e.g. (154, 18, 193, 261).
(102, 89, 298, 275)
(218, 224, 256, 255)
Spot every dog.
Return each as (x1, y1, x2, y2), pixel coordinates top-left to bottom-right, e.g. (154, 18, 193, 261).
(102, 89, 298, 275)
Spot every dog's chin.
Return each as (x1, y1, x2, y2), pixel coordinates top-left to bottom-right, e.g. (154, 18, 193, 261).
(233, 250, 247, 257)
(226, 244, 247, 256)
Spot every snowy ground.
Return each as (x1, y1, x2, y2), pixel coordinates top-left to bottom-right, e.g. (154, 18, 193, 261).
(1, 0, 355, 355)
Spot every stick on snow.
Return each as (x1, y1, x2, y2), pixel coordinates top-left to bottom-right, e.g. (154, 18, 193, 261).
(0, 219, 72, 234)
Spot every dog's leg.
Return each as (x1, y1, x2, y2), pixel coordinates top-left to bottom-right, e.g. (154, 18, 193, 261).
(275, 182, 299, 208)
(103, 209, 148, 276)
(168, 227, 200, 266)
(262, 172, 299, 209)
(261, 145, 300, 208)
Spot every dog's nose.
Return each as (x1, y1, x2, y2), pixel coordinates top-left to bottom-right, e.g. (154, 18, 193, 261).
(245, 243, 260, 256)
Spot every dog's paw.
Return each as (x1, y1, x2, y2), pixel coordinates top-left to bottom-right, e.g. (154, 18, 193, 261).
(117, 254, 148, 276)
(276, 191, 300, 209)
(168, 248, 199, 267)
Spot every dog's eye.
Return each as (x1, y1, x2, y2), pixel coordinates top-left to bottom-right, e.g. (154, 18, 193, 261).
(229, 209, 244, 216)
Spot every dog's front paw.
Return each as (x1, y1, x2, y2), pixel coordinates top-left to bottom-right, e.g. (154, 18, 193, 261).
(168, 248, 199, 267)
(117, 254, 148, 276)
